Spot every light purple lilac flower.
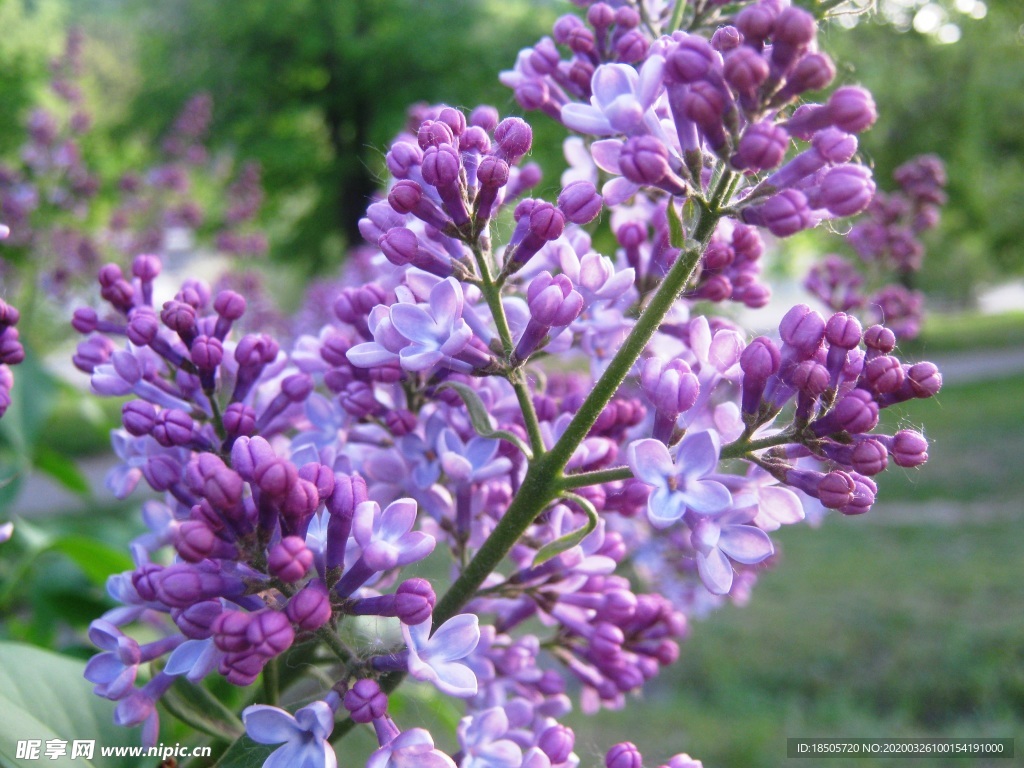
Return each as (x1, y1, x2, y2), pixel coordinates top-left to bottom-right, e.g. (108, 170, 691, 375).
(626, 432, 732, 526)
(690, 507, 774, 595)
(403, 613, 480, 698)
(242, 700, 337, 768)
(367, 727, 456, 768)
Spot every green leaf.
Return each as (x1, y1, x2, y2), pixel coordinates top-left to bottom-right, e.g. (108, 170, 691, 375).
(0, 642, 139, 768)
(667, 197, 686, 250)
(49, 536, 134, 588)
(436, 381, 533, 458)
(33, 447, 92, 496)
(532, 492, 600, 566)
(212, 735, 273, 768)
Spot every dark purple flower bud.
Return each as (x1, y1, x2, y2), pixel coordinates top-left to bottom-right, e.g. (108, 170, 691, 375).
(817, 470, 856, 509)
(325, 473, 367, 570)
(344, 678, 388, 724)
(72, 307, 99, 334)
(281, 478, 321, 523)
(840, 474, 877, 515)
(125, 307, 159, 346)
(816, 165, 876, 217)
(641, 357, 700, 416)
(493, 117, 532, 163)
(724, 46, 770, 95)
(153, 409, 193, 447)
(606, 742, 643, 768)
(388, 180, 449, 230)
(790, 360, 829, 396)
(712, 25, 743, 51)
(176, 520, 235, 563)
(220, 652, 265, 687)
(173, 600, 222, 640)
(286, 580, 332, 631)
(421, 144, 462, 189)
(161, 300, 197, 341)
(384, 409, 418, 436)
(742, 189, 815, 237)
(0, 299, 20, 328)
(268, 536, 314, 582)
(143, 455, 183, 492)
(620, 135, 670, 186)
(814, 388, 879, 436)
(587, 2, 615, 28)
(529, 201, 565, 241)
(416, 119, 455, 150)
(437, 106, 466, 137)
(891, 429, 928, 467)
(190, 334, 223, 371)
(235, 333, 279, 367)
(863, 355, 905, 394)
(254, 457, 297, 498)
(852, 438, 888, 475)
(615, 5, 640, 27)
(733, 121, 788, 171)
(469, 105, 499, 132)
(155, 563, 244, 608)
(132, 254, 161, 282)
(394, 578, 436, 625)
(223, 403, 256, 438)
(907, 362, 942, 398)
(122, 400, 157, 436)
(770, 7, 817, 71)
(558, 180, 603, 224)
(740, 336, 781, 414)
(615, 29, 648, 62)
(539, 724, 575, 763)
(527, 273, 584, 327)
(825, 312, 862, 349)
(780, 304, 826, 358)
(246, 610, 295, 658)
(334, 284, 388, 327)
(666, 37, 718, 84)
(386, 141, 423, 179)
(786, 86, 877, 138)
(214, 290, 247, 321)
(863, 325, 896, 356)
(186, 453, 243, 509)
(477, 155, 510, 189)
(299, 462, 335, 501)
(775, 52, 836, 101)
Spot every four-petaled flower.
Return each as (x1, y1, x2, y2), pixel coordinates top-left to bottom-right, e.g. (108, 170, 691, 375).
(690, 508, 774, 595)
(627, 432, 733, 526)
(457, 707, 524, 768)
(242, 700, 337, 768)
(367, 727, 457, 768)
(353, 498, 436, 571)
(561, 57, 665, 137)
(403, 613, 480, 698)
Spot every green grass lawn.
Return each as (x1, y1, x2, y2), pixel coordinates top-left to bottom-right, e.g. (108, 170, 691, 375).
(568, 516, 1024, 767)
(901, 311, 1024, 356)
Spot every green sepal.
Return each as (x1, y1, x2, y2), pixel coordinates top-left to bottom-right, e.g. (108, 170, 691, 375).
(437, 381, 533, 458)
(531, 492, 599, 566)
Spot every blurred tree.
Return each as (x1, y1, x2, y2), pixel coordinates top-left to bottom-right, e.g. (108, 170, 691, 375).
(76, 0, 556, 274)
(823, 0, 1024, 302)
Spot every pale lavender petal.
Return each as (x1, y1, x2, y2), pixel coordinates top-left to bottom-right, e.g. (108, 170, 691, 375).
(696, 548, 734, 595)
(390, 304, 438, 345)
(400, 347, 443, 372)
(429, 613, 480, 661)
(352, 501, 380, 549)
(708, 330, 744, 372)
(626, 438, 674, 486)
(604, 96, 645, 134)
(429, 277, 463, 324)
(561, 104, 614, 136)
(759, 486, 805, 525)
(718, 525, 774, 564)
(294, 701, 335, 742)
(84, 653, 124, 685)
(164, 639, 210, 677)
(379, 498, 417, 541)
(242, 705, 302, 744)
(637, 55, 666, 110)
(590, 139, 624, 174)
(601, 176, 640, 206)
(681, 478, 732, 515)
(591, 64, 639, 109)
(392, 532, 435, 566)
(647, 487, 686, 525)
(430, 661, 478, 699)
(347, 342, 399, 368)
(675, 430, 721, 481)
(402, 618, 432, 651)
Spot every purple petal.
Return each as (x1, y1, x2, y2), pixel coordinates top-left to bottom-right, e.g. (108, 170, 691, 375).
(295, 701, 336, 741)
(392, 532, 436, 567)
(708, 330, 744, 372)
(400, 347, 443, 372)
(590, 140, 624, 174)
(626, 439, 674, 486)
(560, 104, 614, 136)
(428, 613, 480, 661)
(390, 304, 438, 345)
(637, 55, 666, 110)
(696, 548, 734, 595)
(352, 501, 379, 549)
(87, 620, 121, 651)
(346, 342, 399, 368)
(379, 498, 417, 541)
(675, 430, 721, 481)
(591, 64, 639, 109)
(601, 176, 640, 206)
(243, 705, 302, 745)
(429, 277, 463, 324)
(403, 618, 433, 652)
(164, 638, 211, 678)
(681, 478, 732, 515)
(431, 660, 478, 698)
(84, 653, 124, 685)
(759, 486, 805, 525)
(647, 487, 686, 526)
(718, 524, 774, 564)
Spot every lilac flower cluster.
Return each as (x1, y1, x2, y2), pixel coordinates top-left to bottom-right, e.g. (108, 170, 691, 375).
(77, 2, 944, 766)
(805, 155, 947, 339)
(0, 294, 24, 419)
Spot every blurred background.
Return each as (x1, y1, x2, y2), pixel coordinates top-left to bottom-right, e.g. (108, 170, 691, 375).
(0, 0, 1022, 766)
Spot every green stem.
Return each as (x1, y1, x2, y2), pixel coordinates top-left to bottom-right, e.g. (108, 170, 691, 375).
(669, 0, 689, 32)
(544, 206, 721, 474)
(512, 375, 545, 456)
(471, 241, 515, 359)
(815, 0, 852, 18)
(262, 657, 280, 705)
(316, 625, 352, 663)
(720, 430, 797, 460)
(559, 465, 633, 490)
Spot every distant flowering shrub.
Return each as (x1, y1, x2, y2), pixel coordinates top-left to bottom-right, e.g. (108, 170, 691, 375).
(72, 1, 942, 766)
